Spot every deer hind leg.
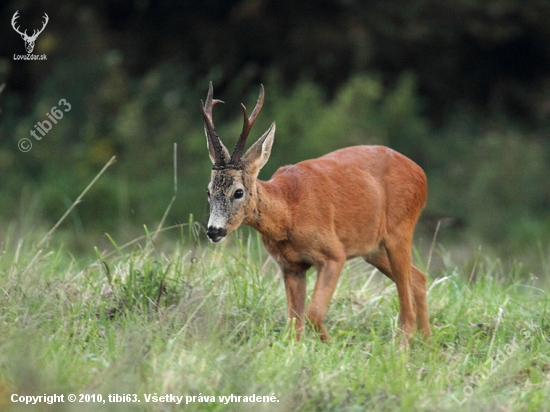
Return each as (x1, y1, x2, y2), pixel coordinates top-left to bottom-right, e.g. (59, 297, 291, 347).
(365, 241, 428, 342)
(307, 257, 346, 342)
(282, 267, 307, 340)
(410, 265, 430, 338)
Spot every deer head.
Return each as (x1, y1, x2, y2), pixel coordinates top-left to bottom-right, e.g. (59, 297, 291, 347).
(12, 11, 49, 54)
(201, 82, 276, 242)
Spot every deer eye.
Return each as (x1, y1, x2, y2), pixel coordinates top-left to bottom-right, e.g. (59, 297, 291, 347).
(233, 189, 244, 199)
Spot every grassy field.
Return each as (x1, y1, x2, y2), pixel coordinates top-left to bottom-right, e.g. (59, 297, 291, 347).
(0, 223, 549, 412)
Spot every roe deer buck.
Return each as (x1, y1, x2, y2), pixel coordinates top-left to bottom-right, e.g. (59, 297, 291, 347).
(201, 82, 430, 343)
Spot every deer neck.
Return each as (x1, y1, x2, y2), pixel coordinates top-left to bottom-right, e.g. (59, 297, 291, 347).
(243, 179, 291, 241)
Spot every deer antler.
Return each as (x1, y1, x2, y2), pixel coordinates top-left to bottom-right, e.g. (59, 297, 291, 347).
(11, 11, 49, 40)
(11, 11, 27, 37)
(200, 82, 227, 167)
(30, 13, 49, 40)
(230, 84, 265, 165)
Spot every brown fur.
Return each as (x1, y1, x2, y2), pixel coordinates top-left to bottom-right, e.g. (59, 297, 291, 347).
(208, 145, 430, 343)
(238, 145, 430, 342)
(202, 84, 429, 343)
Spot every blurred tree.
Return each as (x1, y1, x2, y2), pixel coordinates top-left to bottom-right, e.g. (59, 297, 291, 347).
(2, 1, 550, 125)
(1, 0, 550, 253)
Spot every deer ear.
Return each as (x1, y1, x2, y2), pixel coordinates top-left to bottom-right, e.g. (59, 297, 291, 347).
(243, 122, 275, 172)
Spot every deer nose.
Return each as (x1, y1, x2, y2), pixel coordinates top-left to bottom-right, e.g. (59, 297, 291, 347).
(207, 226, 227, 242)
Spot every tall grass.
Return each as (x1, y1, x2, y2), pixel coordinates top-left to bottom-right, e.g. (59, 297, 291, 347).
(0, 222, 548, 411)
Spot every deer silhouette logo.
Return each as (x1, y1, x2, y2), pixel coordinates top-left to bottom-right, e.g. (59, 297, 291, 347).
(11, 11, 49, 54)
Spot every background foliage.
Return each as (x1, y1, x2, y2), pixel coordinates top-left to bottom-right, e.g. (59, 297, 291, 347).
(1, 0, 550, 261)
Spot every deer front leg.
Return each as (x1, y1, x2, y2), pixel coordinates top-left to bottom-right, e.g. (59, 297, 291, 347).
(282, 267, 307, 340)
(307, 257, 345, 342)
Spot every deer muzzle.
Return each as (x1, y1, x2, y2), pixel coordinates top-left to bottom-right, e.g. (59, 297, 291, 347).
(206, 226, 227, 243)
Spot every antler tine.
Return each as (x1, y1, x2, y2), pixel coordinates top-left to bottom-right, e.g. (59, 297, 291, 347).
(34, 13, 49, 37)
(11, 11, 26, 36)
(203, 81, 224, 117)
(230, 84, 265, 165)
(201, 82, 227, 166)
